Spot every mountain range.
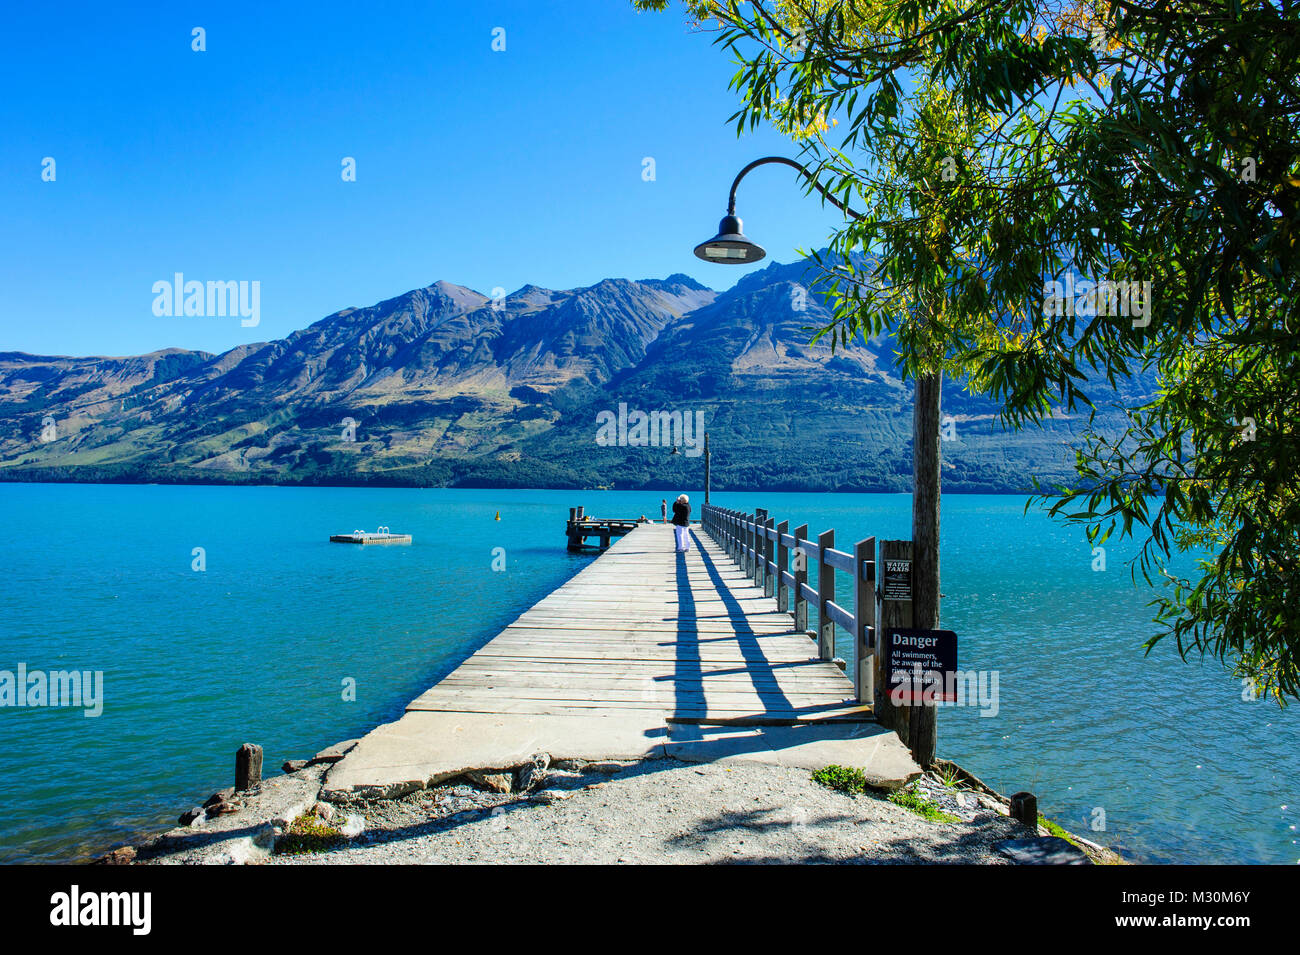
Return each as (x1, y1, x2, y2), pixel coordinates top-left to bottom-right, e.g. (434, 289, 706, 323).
(0, 256, 1131, 493)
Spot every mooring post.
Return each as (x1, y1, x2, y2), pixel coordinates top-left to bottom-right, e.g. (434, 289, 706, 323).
(1010, 791, 1038, 828)
(564, 509, 579, 553)
(236, 743, 262, 792)
(793, 523, 809, 632)
(776, 520, 790, 613)
(854, 537, 876, 704)
(817, 529, 835, 661)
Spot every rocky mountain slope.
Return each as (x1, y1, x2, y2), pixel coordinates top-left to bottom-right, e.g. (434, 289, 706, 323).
(0, 258, 1127, 492)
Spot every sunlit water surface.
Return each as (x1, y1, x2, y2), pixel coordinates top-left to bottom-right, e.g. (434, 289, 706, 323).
(1, 484, 1294, 863)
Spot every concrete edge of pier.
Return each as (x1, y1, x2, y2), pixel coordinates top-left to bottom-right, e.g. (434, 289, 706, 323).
(319, 710, 920, 802)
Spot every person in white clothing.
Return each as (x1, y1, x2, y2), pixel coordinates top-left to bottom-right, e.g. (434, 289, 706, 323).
(671, 494, 691, 552)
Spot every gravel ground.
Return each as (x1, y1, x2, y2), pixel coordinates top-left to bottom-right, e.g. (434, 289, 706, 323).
(270, 757, 1028, 865)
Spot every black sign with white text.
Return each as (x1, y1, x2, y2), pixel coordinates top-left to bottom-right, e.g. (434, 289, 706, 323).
(882, 558, 912, 601)
(883, 627, 958, 702)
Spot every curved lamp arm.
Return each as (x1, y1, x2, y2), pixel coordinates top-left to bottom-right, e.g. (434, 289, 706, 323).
(726, 156, 864, 220)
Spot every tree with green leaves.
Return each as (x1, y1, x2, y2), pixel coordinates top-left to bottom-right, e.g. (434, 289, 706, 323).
(639, 0, 1300, 705)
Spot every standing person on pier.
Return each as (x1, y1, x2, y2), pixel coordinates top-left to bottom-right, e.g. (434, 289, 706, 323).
(671, 494, 691, 553)
(661, 498, 668, 523)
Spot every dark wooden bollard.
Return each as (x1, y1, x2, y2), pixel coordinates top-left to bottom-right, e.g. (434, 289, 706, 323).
(1009, 791, 1037, 828)
(236, 743, 263, 792)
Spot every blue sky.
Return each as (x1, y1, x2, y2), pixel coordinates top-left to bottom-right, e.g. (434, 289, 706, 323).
(0, 1, 845, 357)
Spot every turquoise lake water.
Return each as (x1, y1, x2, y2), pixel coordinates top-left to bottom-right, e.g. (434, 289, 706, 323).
(0, 482, 1295, 864)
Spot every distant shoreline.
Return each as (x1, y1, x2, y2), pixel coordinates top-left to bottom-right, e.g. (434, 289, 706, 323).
(0, 472, 1057, 495)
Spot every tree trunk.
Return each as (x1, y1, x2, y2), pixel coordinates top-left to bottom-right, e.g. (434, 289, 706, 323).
(909, 371, 941, 768)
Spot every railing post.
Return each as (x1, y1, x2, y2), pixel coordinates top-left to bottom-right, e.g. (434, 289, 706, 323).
(854, 537, 876, 705)
(759, 519, 769, 595)
(747, 512, 757, 577)
(754, 508, 768, 589)
(793, 523, 809, 632)
(817, 529, 836, 661)
(776, 519, 789, 611)
(743, 514, 754, 574)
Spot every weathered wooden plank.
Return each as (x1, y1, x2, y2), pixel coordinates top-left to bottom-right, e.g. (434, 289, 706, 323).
(401, 522, 871, 728)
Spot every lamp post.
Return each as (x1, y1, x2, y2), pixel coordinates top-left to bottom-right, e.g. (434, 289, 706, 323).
(704, 431, 710, 505)
(693, 156, 941, 768)
(693, 156, 863, 264)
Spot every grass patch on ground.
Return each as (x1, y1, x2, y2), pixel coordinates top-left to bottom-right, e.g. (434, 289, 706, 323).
(811, 764, 869, 795)
(813, 765, 959, 824)
(888, 788, 960, 823)
(273, 809, 346, 855)
(935, 765, 963, 789)
(1039, 814, 1083, 848)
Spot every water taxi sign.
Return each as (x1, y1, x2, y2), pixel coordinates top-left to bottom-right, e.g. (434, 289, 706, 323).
(882, 558, 912, 601)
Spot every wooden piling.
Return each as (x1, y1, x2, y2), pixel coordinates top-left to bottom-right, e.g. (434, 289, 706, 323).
(236, 743, 262, 792)
(878, 539, 914, 741)
(1010, 791, 1038, 828)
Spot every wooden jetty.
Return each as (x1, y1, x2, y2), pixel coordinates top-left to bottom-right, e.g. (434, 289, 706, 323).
(330, 527, 412, 545)
(321, 506, 918, 801)
(565, 506, 646, 551)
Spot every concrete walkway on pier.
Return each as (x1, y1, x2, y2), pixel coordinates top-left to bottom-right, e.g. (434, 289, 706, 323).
(322, 523, 918, 801)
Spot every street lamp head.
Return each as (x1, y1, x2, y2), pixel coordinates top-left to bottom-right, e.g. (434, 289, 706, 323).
(693, 214, 766, 265)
